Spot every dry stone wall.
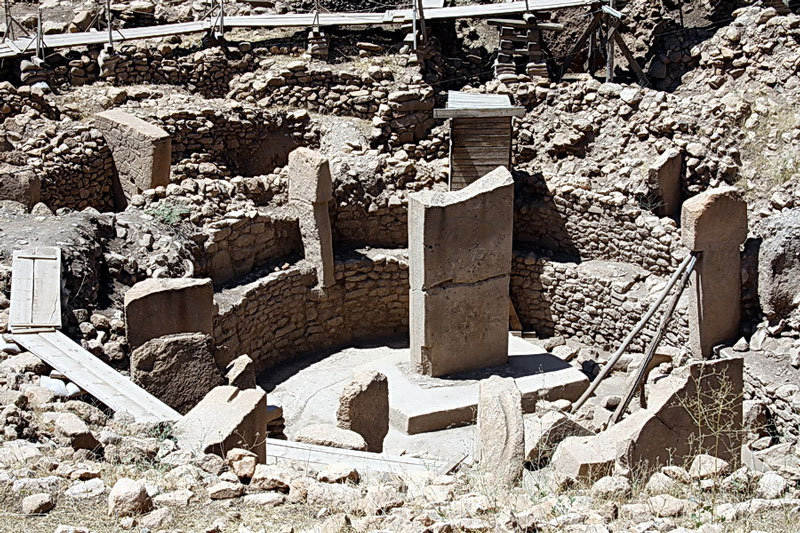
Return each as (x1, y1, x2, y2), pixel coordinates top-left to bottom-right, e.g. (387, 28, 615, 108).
(514, 178, 685, 276)
(214, 250, 408, 373)
(229, 61, 436, 148)
(510, 250, 689, 352)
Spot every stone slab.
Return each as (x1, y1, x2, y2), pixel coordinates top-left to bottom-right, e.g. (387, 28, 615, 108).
(410, 275, 510, 376)
(363, 335, 590, 435)
(287, 147, 332, 204)
(408, 166, 514, 290)
(681, 186, 747, 251)
(124, 277, 214, 349)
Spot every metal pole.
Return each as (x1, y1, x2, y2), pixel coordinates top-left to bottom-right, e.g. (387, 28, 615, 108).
(106, 0, 113, 51)
(36, 6, 42, 59)
(313, 0, 320, 33)
(571, 252, 696, 414)
(219, 0, 224, 37)
(416, 0, 426, 46)
(3, 0, 12, 42)
(608, 254, 697, 425)
(411, 0, 417, 51)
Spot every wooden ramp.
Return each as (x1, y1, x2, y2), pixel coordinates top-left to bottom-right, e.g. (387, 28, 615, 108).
(266, 438, 440, 474)
(7, 246, 180, 423)
(11, 330, 181, 423)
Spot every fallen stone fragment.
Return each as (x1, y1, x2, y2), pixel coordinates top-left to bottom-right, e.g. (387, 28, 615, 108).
(647, 494, 697, 517)
(756, 471, 789, 499)
(525, 410, 592, 466)
(226, 448, 258, 480)
(242, 492, 286, 507)
(55, 412, 99, 451)
(249, 464, 293, 492)
(139, 507, 174, 529)
(65, 478, 106, 499)
(208, 480, 245, 500)
(336, 370, 389, 453)
(591, 475, 631, 499)
(153, 489, 193, 507)
(22, 493, 55, 514)
(645, 472, 677, 494)
(318, 463, 360, 484)
(226, 354, 256, 389)
(689, 454, 730, 480)
(54, 527, 89, 533)
(296, 423, 368, 451)
(476, 376, 524, 487)
(108, 478, 153, 516)
(176, 385, 268, 462)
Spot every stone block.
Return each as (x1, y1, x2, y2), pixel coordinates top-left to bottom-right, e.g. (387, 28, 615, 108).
(550, 357, 743, 484)
(175, 385, 268, 462)
(288, 147, 332, 204)
(336, 370, 389, 453)
(524, 410, 592, 466)
(476, 376, 524, 486)
(124, 278, 213, 349)
(0, 166, 40, 208)
(681, 187, 747, 358)
(130, 333, 225, 414)
(295, 423, 368, 451)
(681, 186, 747, 251)
(410, 275, 510, 376)
(225, 354, 256, 390)
(297, 202, 334, 288)
(648, 148, 682, 217)
(94, 109, 171, 202)
(408, 166, 514, 290)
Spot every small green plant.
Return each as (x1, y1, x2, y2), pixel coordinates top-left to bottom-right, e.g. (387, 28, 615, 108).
(145, 201, 191, 225)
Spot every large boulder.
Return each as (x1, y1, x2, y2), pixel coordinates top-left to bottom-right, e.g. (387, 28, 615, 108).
(130, 333, 224, 414)
(759, 209, 800, 324)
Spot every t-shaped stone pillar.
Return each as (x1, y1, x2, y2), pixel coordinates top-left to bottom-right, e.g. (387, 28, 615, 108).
(288, 148, 334, 289)
(409, 166, 514, 376)
(681, 186, 747, 358)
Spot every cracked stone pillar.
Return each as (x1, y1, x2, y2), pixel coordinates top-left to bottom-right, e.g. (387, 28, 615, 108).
(288, 147, 334, 289)
(681, 186, 747, 358)
(409, 166, 514, 377)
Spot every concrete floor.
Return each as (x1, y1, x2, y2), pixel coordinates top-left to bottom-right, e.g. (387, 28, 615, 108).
(257, 337, 619, 465)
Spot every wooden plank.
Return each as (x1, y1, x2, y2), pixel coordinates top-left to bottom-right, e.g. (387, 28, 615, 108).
(487, 18, 565, 30)
(435, 107, 524, 118)
(266, 438, 439, 474)
(9, 247, 61, 330)
(613, 28, 649, 87)
(11, 331, 181, 423)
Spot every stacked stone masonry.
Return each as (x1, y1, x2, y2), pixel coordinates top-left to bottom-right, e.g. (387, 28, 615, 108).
(214, 250, 409, 373)
(510, 250, 689, 353)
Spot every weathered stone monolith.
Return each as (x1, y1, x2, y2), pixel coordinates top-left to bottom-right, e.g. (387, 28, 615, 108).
(648, 148, 682, 217)
(475, 376, 524, 486)
(681, 186, 747, 358)
(408, 166, 514, 376)
(175, 385, 268, 462)
(288, 147, 334, 289)
(336, 370, 389, 452)
(124, 277, 214, 349)
(94, 109, 171, 205)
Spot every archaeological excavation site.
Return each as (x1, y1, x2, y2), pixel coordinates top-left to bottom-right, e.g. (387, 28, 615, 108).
(1, 0, 800, 530)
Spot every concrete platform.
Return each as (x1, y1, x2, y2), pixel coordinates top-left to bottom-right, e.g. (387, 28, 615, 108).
(364, 335, 589, 434)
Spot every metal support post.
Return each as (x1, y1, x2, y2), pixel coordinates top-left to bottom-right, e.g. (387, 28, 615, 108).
(35, 6, 42, 60)
(106, 0, 113, 50)
(411, 0, 418, 51)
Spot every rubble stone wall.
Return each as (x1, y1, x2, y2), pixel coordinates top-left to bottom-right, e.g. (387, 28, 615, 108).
(229, 64, 436, 147)
(515, 180, 685, 276)
(201, 210, 302, 285)
(331, 203, 408, 248)
(510, 250, 689, 353)
(129, 104, 318, 175)
(214, 250, 409, 373)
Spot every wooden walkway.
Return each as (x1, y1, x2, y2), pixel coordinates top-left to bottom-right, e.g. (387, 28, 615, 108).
(11, 330, 182, 423)
(0, 0, 597, 59)
(7, 246, 181, 423)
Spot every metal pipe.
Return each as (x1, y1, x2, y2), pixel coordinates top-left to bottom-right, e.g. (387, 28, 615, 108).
(106, 0, 113, 50)
(609, 253, 697, 425)
(571, 252, 696, 413)
(411, 0, 417, 51)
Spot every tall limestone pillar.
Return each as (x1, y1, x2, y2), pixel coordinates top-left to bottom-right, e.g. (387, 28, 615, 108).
(288, 148, 335, 289)
(408, 166, 514, 377)
(681, 186, 747, 358)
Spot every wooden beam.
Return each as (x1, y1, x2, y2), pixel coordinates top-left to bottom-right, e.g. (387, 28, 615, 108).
(434, 107, 525, 118)
(487, 18, 565, 31)
(613, 27, 648, 86)
(557, 12, 601, 80)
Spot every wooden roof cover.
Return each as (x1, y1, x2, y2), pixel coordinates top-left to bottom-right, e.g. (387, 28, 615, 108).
(433, 91, 526, 119)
